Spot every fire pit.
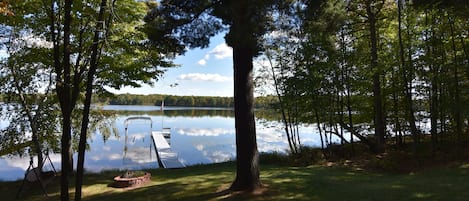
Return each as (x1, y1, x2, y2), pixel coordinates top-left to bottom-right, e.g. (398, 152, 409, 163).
(112, 171, 151, 188)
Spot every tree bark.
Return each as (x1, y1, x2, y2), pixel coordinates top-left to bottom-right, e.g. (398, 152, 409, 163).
(74, 0, 107, 200)
(225, 0, 262, 191)
(366, 0, 385, 153)
(58, 0, 74, 200)
(315, 109, 326, 155)
(398, 0, 420, 146)
(448, 17, 462, 141)
(230, 45, 261, 191)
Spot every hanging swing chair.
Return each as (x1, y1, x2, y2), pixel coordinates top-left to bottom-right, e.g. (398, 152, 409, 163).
(16, 149, 57, 198)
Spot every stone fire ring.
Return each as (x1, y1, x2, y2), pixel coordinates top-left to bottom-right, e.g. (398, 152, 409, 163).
(112, 172, 151, 188)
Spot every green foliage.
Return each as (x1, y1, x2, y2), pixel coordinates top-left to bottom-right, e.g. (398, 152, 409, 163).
(0, 17, 61, 156)
(290, 146, 325, 166)
(255, 0, 469, 154)
(259, 146, 325, 167)
(259, 152, 291, 166)
(1, 0, 174, 96)
(97, 0, 175, 91)
(0, 0, 175, 160)
(143, 0, 225, 55)
(368, 152, 406, 173)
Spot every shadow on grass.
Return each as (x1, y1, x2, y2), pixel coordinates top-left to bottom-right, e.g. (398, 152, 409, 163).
(2, 163, 469, 201)
(260, 165, 469, 201)
(84, 182, 278, 201)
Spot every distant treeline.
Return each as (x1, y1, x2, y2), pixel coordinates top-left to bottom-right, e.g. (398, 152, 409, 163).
(92, 94, 278, 108)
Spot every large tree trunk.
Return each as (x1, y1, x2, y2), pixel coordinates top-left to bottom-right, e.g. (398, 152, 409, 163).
(230, 45, 261, 191)
(58, 0, 74, 200)
(227, 0, 262, 192)
(366, 0, 385, 153)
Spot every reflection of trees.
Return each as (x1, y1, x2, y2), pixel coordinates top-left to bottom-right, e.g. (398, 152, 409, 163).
(72, 108, 118, 150)
(164, 109, 234, 117)
(0, 106, 117, 159)
(107, 109, 236, 118)
(95, 94, 280, 109)
(104, 108, 285, 122)
(255, 110, 282, 122)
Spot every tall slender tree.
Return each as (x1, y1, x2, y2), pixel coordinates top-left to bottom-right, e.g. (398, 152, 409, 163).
(56, 1, 74, 200)
(398, 0, 420, 149)
(74, 0, 107, 200)
(364, 0, 386, 153)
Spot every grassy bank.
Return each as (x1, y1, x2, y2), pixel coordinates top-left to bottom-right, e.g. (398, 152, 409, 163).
(2, 161, 469, 201)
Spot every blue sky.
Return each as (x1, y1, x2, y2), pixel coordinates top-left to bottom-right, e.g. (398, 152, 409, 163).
(108, 33, 235, 97)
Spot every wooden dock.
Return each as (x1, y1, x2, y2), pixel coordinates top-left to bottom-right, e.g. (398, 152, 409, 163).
(151, 131, 185, 169)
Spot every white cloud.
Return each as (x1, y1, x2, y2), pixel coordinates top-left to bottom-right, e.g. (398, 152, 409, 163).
(197, 59, 207, 66)
(209, 43, 232, 59)
(192, 143, 235, 163)
(258, 141, 287, 153)
(256, 128, 285, 143)
(178, 73, 231, 82)
(3, 153, 61, 171)
(108, 153, 122, 160)
(197, 43, 232, 66)
(195, 144, 205, 151)
(177, 128, 234, 136)
(208, 150, 234, 163)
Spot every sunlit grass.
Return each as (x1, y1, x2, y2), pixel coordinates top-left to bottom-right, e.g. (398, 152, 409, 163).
(2, 162, 468, 201)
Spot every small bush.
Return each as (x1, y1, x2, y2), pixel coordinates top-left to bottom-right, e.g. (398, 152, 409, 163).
(259, 151, 290, 166)
(291, 146, 325, 166)
(259, 147, 325, 166)
(367, 151, 416, 173)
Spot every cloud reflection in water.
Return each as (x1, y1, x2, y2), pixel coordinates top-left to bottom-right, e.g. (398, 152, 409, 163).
(0, 107, 329, 181)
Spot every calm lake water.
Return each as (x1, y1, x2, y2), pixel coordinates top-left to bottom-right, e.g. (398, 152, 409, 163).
(0, 105, 330, 181)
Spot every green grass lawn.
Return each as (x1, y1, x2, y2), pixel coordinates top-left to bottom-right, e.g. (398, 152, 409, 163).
(3, 162, 469, 201)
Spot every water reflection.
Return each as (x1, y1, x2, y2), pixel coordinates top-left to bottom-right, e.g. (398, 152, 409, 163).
(177, 128, 234, 136)
(0, 106, 328, 181)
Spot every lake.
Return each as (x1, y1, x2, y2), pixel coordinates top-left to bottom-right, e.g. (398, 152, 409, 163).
(0, 105, 330, 181)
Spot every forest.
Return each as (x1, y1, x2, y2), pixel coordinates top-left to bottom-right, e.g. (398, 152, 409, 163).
(1, 0, 468, 200)
(92, 93, 277, 108)
(273, 0, 468, 157)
